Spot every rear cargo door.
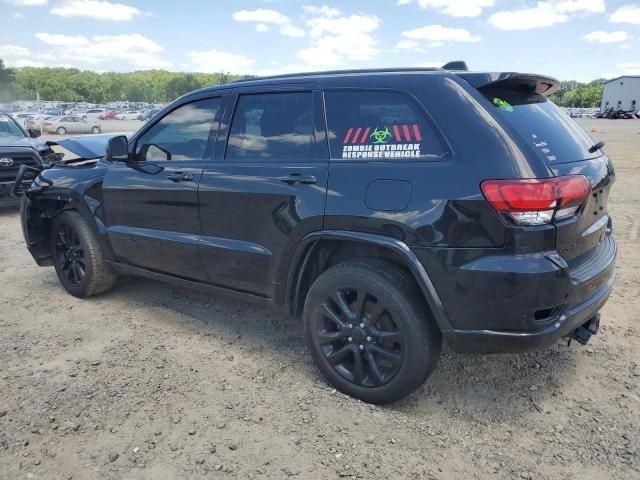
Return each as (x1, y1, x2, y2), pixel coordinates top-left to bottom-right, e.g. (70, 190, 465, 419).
(476, 82, 615, 261)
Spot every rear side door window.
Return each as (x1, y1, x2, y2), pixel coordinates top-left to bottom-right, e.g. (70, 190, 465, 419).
(135, 98, 220, 162)
(225, 92, 316, 161)
(324, 90, 446, 160)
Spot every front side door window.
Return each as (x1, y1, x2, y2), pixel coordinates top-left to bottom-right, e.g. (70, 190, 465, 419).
(135, 98, 221, 162)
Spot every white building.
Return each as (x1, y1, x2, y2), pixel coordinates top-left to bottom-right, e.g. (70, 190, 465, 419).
(600, 76, 640, 113)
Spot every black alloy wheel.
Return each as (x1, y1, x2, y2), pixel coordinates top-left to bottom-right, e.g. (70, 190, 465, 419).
(54, 222, 86, 287)
(315, 288, 404, 387)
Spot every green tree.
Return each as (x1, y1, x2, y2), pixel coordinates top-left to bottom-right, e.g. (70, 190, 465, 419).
(0, 58, 16, 102)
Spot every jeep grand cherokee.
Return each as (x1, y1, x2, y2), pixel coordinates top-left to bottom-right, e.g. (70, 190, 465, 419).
(16, 64, 616, 403)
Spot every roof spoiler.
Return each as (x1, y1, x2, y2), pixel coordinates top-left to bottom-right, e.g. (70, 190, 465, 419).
(442, 61, 468, 71)
(456, 72, 560, 96)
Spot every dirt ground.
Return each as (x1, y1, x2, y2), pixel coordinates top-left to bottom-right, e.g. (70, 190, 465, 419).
(0, 118, 638, 480)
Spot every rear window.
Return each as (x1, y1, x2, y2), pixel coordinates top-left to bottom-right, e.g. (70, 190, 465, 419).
(324, 90, 446, 160)
(480, 87, 600, 164)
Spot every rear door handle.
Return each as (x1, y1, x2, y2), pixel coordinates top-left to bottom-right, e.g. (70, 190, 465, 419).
(167, 172, 194, 182)
(279, 174, 317, 185)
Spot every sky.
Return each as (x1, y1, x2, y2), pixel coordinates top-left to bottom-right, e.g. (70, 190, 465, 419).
(0, 0, 639, 81)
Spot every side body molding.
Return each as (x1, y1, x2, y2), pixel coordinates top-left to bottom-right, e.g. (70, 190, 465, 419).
(285, 230, 453, 331)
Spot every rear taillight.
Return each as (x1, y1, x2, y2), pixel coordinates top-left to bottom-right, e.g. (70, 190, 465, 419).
(481, 175, 591, 226)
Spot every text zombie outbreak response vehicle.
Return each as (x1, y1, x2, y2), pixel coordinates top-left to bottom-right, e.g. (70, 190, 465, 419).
(14, 62, 616, 404)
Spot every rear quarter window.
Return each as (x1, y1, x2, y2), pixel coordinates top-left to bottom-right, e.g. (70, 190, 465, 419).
(324, 90, 446, 161)
(480, 87, 600, 164)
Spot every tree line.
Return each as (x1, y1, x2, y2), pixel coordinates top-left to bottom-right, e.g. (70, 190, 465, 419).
(1, 58, 608, 107)
(0, 59, 248, 104)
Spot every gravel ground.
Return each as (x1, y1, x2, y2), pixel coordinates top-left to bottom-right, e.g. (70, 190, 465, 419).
(0, 118, 638, 480)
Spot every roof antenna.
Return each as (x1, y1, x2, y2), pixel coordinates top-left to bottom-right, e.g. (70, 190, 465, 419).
(442, 61, 468, 71)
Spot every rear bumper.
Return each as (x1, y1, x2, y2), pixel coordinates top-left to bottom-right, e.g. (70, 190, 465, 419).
(413, 234, 617, 353)
(443, 271, 615, 353)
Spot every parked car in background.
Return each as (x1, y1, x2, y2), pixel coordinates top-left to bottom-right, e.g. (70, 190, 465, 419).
(9, 112, 39, 129)
(25, 115, 53, 131)
(137, 108, 162, 121)
(115, 111, 141, 120)
(0, 111, 61, 206)
(82, 108, 108, 121)
(43, 116, 101, 135)
(98, 110, 120, 120)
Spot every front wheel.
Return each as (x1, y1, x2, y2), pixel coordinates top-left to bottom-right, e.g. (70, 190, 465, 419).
(303, 259, 441, 404)
(51, 211, 118, 298)
(91, 126, 101, 134)
(56, 127, 66, 135)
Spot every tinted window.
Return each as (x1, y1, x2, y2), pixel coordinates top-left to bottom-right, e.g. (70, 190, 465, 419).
(480, 87, 599, 164)
(324, 90, 445, 160)
(136, 98, 220, 161)
(226, 92, 314, 160)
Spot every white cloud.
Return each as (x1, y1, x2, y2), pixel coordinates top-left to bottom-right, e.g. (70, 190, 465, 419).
(50, 0, 141, 21)
(396, 0, 411, 5)
(296, 10, 381, 68)
(36, 32, 89, 46)
(610, 5, 640, 24)
(279, 24, 305, 38)
(583, 31, 630, 43)
(232, 8, 290, 24)
(402, 24, 481, 43)
(301, 5, 341, 18)
(418, 0, 495, 17)
(489, 0, 604, 30)
(13, 11, 24, 17)
(12, 59, 46, 67)
(232, 8, 305, 38)
(186, 49, 255, 74)
(617, 62, 640, 75)
(0, 44, 30, 56)
(2, 0, 47, 5)
(35, 32, 171, 68)
(395, 39, 421, 50)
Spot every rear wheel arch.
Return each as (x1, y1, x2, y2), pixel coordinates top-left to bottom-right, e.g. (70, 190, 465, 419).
(286, 231, 452, 331)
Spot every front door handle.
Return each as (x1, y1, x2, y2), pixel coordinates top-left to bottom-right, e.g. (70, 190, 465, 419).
(167, 172, 194, 182)
(280, 173, 317, 185)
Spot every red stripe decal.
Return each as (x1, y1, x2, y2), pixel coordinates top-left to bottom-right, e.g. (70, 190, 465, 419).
(402, 125, 411, 142)
(412, 124, 422, 141)
(392, 125, 402, 142)
(343, 128, 353, 144)
(352, 127, 362, 144)
(360, 127, 371, 143)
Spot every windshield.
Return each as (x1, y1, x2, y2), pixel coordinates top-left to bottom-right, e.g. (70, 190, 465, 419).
(480, 87, 600, 164)
(0, 114, 26, 139)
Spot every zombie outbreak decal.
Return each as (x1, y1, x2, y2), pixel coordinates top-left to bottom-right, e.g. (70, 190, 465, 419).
(341, 124, 423, 159)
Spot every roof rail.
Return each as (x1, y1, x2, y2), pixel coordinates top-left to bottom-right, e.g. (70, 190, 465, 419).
(231, 66, 447, 84)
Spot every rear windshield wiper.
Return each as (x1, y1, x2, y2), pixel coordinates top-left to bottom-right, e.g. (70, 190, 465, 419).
(588, 141, 606, 153)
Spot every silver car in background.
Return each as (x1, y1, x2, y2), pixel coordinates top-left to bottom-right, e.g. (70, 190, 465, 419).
(44, 116, 102, 135)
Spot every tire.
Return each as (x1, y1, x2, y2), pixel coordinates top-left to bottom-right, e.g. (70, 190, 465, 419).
(56, 127, 66, 135)
(303, 259, 442, 404)
(51, 210, 117, 298)
(91, 126, 101, 134)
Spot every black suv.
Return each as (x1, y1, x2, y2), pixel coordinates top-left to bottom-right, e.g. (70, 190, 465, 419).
(0, 112, 60, 206)
(16, 65, 616, 403)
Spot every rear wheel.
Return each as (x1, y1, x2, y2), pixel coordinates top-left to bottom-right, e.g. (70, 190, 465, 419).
(303, 259, 441, 404)
(56, 127, 66, 135)
(91, 126, 101, 134)
(51, 211, 117, 298)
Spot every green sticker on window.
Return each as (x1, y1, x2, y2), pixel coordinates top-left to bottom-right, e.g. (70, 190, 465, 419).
(493, 97, 513, 112)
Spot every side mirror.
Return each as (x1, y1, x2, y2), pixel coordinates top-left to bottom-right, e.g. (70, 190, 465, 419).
(28, 129, 41, 138)
(106, 135, 129, 162)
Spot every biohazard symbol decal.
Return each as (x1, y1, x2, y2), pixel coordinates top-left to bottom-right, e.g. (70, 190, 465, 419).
(369, 126, 392, 144)
(493, 97, 513, 112)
